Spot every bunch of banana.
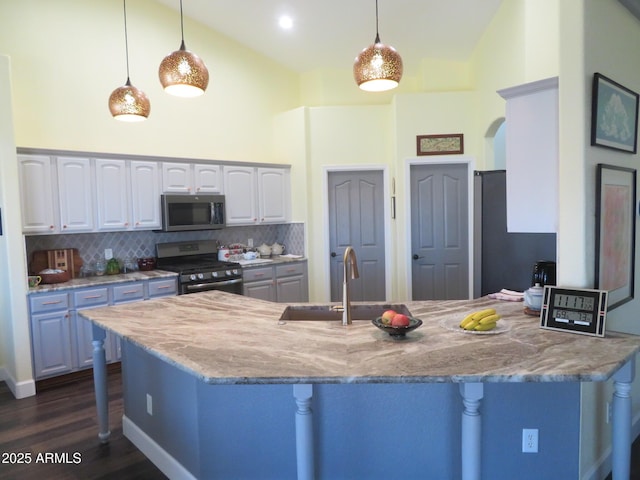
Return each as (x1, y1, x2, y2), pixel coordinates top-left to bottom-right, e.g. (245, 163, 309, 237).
(459, 308, 501, 331)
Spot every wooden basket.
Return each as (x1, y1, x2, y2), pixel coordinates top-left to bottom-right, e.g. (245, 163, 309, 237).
(39, 270, 71, 284)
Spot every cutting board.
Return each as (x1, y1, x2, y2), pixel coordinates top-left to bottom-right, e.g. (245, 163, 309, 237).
(30, 249, 83, 278)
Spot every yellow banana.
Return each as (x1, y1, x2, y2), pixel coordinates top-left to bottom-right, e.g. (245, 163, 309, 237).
(474, 322, 497, 331)
(472, 308, 496, 321)
(463, 319, 480, 330)
(459, 312, 476, 329)
(479, 313, 501, 325)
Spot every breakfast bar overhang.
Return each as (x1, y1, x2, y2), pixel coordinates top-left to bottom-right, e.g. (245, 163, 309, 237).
(81, 291, 640, 480)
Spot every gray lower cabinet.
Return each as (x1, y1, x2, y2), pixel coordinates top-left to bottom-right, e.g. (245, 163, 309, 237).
(243, 261, 308, 302)
(30, 293, 73, 378)
(29, 276, 177, 380)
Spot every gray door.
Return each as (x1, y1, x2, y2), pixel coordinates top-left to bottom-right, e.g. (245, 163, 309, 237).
(328, 171, 386, 302)
(410, 163, 469, 300)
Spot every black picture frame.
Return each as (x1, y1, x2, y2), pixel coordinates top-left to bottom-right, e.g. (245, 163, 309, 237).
(591, 73, 639, 154)
(595, 164, 636, 310)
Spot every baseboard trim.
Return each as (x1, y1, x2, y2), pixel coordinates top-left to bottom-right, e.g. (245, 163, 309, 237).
(0, 367, 36, 399)
(582, 411, 640, 480)
(122, 415, 197, 480)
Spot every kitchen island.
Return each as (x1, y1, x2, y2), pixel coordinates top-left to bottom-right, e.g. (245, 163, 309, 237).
(79, 291, 639, 480)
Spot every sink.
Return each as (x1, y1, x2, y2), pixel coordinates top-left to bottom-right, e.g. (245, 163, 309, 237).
(279, 304, 412, 322)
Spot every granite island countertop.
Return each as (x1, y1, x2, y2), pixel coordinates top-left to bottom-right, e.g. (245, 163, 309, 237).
(78, 291, 640, 385)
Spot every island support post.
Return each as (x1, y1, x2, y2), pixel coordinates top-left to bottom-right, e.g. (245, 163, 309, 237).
(612, 356, 636, 479)
(91, 324, 111, 443)
(460, 382, 484, 480)
(294, 384, 315, 480)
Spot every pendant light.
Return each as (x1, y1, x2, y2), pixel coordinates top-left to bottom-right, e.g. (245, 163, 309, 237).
(353, 0, 403, 92)
(108, 0, 150, 122)
(158, 0, 209, 97)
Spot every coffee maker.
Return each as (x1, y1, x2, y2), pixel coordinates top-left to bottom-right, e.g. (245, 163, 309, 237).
(531, 261, 556, 287)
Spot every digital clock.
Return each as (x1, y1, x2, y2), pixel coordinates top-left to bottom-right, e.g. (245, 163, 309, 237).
(540, 286, 608, 337)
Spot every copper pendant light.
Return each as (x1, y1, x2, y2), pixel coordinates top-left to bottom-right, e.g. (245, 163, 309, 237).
(158, 0, 209, 97)
(353, 0, 403, 92)
(108, 0, 150, 122)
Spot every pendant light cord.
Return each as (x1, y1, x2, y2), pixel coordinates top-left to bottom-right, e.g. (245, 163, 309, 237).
(179, 0, 186, 50)
(374, 0, 381, 44)
(122, 0, 131, 84)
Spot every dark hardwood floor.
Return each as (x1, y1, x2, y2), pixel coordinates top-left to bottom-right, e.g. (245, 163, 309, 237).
(0, 368, 166, 480)
(1, 369, 639, 479)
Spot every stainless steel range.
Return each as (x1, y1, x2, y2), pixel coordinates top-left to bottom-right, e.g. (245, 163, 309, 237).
(156, 240, 242, 295)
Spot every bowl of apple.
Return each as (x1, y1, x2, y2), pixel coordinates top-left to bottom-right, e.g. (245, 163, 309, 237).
(372, 309, 423, 339)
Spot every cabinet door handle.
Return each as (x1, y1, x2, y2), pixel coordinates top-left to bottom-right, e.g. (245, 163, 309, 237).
(83, 294, 104, 299)
(42, 300, 62, 305)
(155, 285, 170, 290)
(122, 290, 140, 295)
(254, 273, 265, 277)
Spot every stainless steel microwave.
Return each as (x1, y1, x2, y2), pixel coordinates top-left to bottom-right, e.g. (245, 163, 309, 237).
(160, 194, 225, 232)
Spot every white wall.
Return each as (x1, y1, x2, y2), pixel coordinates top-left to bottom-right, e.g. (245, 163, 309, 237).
(0, 56, 34, 398)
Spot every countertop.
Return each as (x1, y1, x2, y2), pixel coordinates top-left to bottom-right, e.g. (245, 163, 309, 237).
(78, 291, 640, 385)
(28, 270, 178, 294)
(234, 255, 306, 268)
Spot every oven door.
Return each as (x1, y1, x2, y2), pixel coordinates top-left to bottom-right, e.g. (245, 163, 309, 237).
(180, 278, 243, 295)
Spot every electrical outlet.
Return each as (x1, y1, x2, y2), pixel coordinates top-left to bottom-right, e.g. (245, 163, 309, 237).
(522, 428, 538, 453)
(248, 238, 254, 247)
(146, 394, 153, 416)
(104, 248, 113, 260)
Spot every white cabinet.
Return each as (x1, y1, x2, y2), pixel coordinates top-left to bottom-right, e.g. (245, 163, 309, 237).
(130, 160, 162, 229)
(95, 158, 130, 230)
(18, 154, 57, 234)
(57, 156, 94, 232)
(95, 159, 161, 231)
(258, 168, 291, 223)
(498, 77, 558, 233)
(224, 166, 290, 225)
(162, 162, 222, 194)
(30, 293, 73, 378)
(224, 166, 257, 224)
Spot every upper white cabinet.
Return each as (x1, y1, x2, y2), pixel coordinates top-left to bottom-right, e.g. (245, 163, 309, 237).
(224, 166, 258, 224)
(162, 162, 222, 194)
(18, 152, 289, 234)
(95, 158, 129, 230)
(18, 154, 57, 234)
(57, 156, 94, 232)
(130, 160, 161, 229)
(95, 159, 161, 231)
(498, 77, 558, 233)
(257, 168, 291, 223)
(224, 166, 290, 225)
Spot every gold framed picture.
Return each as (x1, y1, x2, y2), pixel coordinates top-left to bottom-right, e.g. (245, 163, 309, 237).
(416, 134, 464, 156)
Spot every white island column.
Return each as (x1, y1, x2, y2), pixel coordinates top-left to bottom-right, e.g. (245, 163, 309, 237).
(460, 382, 484, 480)
(91, 324, 110, 443)
(611, 356, 636, 479)
(293, 384, 314, 480)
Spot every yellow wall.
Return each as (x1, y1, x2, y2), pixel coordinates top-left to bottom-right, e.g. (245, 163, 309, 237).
(0, 0, 300, 161)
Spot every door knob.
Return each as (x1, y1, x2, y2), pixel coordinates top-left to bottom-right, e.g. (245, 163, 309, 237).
(331, 252, 337, 257)
(412, 254, 423, 260)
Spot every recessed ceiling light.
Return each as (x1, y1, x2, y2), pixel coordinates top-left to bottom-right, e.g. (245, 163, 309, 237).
(278, 15, 293, 30)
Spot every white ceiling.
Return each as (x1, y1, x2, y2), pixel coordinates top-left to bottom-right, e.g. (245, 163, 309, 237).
(153, 0, 504, 74)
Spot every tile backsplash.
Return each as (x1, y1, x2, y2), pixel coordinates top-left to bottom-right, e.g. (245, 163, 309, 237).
(25, 223, 305, 270)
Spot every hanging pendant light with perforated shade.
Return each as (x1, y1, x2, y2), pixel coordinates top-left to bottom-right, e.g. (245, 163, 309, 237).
(159, 0, 209, 97)
(353, 0, 403, 92)
(108, 0, 150, 122)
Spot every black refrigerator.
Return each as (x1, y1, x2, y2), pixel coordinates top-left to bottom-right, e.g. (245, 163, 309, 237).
(473, 170, 556, 297)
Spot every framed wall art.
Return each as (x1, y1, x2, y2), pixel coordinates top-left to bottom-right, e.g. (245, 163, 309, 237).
(595, 164, 636, 310)
(416, 134, 464, 156)
(591, 73, 639, 153)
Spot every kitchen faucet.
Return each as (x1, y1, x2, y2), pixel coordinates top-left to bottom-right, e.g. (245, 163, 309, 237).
(341, 246, 360, 325)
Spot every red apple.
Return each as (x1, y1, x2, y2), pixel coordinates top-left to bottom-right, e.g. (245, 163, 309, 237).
(381, 310, 397, 325)
(391, 313, 410, 327)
